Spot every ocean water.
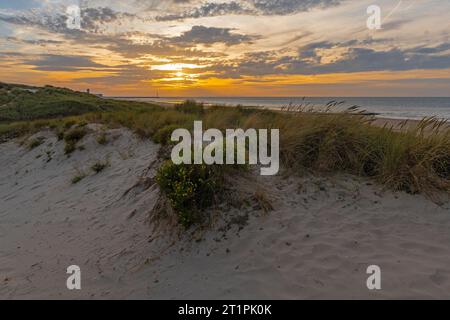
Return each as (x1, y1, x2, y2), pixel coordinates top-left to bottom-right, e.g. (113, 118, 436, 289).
(117, 97, 450, 120)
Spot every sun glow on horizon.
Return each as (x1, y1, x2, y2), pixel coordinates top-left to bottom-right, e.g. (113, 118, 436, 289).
(150, 63, 204, 72)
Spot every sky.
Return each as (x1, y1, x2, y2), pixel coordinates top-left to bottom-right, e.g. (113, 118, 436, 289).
(0, 0, 449, 97)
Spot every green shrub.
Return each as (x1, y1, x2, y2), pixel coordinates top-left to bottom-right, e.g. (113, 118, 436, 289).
(64, 120, 76, 129)
(175, 100, 204, 114)
(152, 124, 183, 145)
(63, 127, 87, 155)
(71, 173, 86, 184)
(64, 127, 87, 143)
(91, 160, 109, 174)
(28, 137, 45, 150)
(96, 132, 108, 145)
(45, 150, 53, 163)
(156, 161, 225, 227)
(64, 141, 77, 155)
(56, 128, 65, 141)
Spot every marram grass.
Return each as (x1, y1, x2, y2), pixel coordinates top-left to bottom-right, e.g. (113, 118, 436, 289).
(1, 100, 449, 196)
(1, 99, 449, 226)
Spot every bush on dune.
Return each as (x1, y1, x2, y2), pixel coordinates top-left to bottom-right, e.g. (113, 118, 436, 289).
(156, 161, 225, 228)
(64, 127, 87, 142)
(175, 100, 204, 114)
(91, 160, 109, 174)
(63, 126, 87, 155)
(152, 124, 186, 145)
(96, 132, 108, 145)
(71, 172, 87, 184)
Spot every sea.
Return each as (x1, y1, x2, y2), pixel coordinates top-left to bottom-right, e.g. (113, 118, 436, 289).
(111, 97, 450, 120)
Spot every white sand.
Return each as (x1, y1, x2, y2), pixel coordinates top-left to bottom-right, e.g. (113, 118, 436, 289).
(1, 125, 449, 299)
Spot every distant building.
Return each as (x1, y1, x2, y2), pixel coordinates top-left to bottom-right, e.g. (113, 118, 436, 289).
(85, 88, 103, 97)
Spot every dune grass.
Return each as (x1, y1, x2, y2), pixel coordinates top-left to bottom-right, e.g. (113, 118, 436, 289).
(96, 132, 108, 145)
(27, 137, 45, 150)
(90, 103, 449, 196)
(91, 160, 109, 174)
(71, 172, 87, 184)
(0, 86, 449, 226)
(63, 126, 87, 155)
(0, 82, 160, 122)
(94, 101, 449, 226)
(1, 99, 449, 196)
(276, 112, 450, 195)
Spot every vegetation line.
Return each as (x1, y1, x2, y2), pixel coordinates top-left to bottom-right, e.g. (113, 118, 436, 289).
(1, 84, 449, 227)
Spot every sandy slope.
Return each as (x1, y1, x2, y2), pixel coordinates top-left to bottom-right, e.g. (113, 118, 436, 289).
(0, 125, 449, 299)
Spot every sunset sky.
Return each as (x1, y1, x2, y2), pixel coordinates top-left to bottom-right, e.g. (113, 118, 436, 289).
(0, 0, 449, 96)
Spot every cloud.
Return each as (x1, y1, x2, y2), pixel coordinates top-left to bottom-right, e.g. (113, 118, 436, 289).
(0, 10, 82, 36)
(156, 0, 342, 21)
(250, 0, 341, 15)
(207, 42, 450, 78)
(168, 25, 258, 45)
(412, 43, 450, 54)
(156, 1, 250, 21)
(0, 5, 135, 35)
(23, 54, 109, 71)
(68, 30, 229, 59)
(6, 36, 63, 45)
(69, 26, 255, 60)
(316, 47, 450, 73)
(80, 7, 135, 32)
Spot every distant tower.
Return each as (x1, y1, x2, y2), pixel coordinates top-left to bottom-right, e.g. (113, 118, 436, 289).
(87, 88, 90, 94)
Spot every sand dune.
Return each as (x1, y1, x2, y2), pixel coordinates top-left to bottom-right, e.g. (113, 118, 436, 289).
(1, 125, 449, 299)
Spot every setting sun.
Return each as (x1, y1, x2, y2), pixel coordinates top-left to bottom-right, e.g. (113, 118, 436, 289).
(150, 63, 203, 72)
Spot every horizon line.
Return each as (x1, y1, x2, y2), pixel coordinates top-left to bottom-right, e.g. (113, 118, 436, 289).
(106, 96, 450, 98)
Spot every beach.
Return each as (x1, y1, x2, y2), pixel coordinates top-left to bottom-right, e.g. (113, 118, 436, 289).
(1, 125, 449, 299)
(110, 97, 450, 132)
(112, 97, 450, 121)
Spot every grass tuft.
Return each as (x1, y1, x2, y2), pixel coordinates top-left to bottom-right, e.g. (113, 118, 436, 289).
(91, 160, 109, 174)
(152, 124, 184, 145)
(63, 126, 87, 155)
(96, 132, 108, 145)
(28, 137, 45, 150)
(175, 100, 204, 114)
(71, 173, 87, 184)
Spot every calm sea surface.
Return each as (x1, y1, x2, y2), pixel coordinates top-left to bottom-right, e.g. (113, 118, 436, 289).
(112, 97, 450, 120)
